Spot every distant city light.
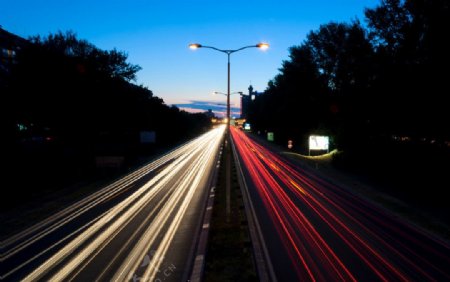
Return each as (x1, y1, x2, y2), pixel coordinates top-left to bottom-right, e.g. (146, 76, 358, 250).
(17, 123, 27, 131)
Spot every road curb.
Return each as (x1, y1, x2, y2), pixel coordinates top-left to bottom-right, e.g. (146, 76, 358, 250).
(230, 136, 277, 282)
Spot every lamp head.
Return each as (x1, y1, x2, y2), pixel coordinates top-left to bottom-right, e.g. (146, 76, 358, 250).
(189, 43, 202, 50)
(256, 42, 269, 50)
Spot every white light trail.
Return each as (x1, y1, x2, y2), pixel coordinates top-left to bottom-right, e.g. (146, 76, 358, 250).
(19, 125, 225, 281)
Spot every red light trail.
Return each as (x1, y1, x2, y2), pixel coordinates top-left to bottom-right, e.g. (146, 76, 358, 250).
(231, 127, 450, 281)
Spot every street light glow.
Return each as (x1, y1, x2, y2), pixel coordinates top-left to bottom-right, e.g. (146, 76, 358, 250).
(189, 43, 201, 50)
(257, 42, 270, 50)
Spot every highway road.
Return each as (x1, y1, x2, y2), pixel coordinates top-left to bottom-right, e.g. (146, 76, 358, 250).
(1, 125, 225, 281)
(231, 126, 450, 281)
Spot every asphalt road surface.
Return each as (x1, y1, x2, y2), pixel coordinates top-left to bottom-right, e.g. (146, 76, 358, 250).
(231, 126, 450, 281)
(1, 125, 225, 281)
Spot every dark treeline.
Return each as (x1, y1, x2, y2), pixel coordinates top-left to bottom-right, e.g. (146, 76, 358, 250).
(248, 0, 449, 206)
(4, 31, 211, 208)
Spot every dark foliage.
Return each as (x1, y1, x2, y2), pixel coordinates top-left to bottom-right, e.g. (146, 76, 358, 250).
(248, 0, 449, 149)
(4, 31, 211, 208)
(246, 0, 449, 208)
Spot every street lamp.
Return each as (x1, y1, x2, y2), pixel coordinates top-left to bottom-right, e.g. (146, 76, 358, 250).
(188, 43, 269, 127)
(189, 42, 269, 221)
(213, 91, 243, 96)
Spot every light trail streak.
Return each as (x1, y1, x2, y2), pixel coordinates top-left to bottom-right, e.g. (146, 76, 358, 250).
(1, 134, 209, 269)
(114, 135, 219, 281)
(231, 127, 450, 281)
(3, 125, 225, 281)
(260, 144, 444, 279)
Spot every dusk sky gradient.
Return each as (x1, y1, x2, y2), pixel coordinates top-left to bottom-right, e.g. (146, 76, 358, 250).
(2, 0, 379, 117)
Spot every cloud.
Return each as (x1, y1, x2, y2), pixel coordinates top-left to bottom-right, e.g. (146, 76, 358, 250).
(174, 100, 240, 117)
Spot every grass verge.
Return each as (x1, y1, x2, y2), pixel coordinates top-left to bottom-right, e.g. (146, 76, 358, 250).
(203, 143, 258, 281)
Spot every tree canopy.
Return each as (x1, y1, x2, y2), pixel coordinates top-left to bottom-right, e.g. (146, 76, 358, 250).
(7, 31, 210, 145)
(5, 31, 211, 190)
(248, 0, 450, 151)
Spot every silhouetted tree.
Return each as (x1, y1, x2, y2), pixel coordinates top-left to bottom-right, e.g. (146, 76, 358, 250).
(249, 0, 449, 152)
(249, 21, 374, 150)
(5, 31, 211, 203)
(365, 0, 449, 139)
(306, 22, 374, 148)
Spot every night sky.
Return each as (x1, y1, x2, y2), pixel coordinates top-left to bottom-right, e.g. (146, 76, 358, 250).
(2, 0, 379, 116)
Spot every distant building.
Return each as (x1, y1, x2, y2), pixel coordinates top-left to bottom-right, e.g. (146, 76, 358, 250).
(240, 84, 263, 119)
(205, 109, 215, 118)
(0, 26, 28, 85)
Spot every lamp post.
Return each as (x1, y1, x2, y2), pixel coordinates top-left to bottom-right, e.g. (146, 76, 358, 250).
(214, 91, 244, 120)
(213, 91, 243, 96)
(189, 42, 269, 221)
(189, 43, 268, 126)
(214, 91, 243, 119)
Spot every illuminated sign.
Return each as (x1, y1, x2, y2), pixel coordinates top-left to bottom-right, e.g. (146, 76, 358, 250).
(267, 132, 274, 142)
(244, 123, 251, 130)
(309, 135, 329, 150)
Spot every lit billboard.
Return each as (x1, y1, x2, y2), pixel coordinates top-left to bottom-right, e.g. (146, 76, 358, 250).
(309, 135, 329, 150)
